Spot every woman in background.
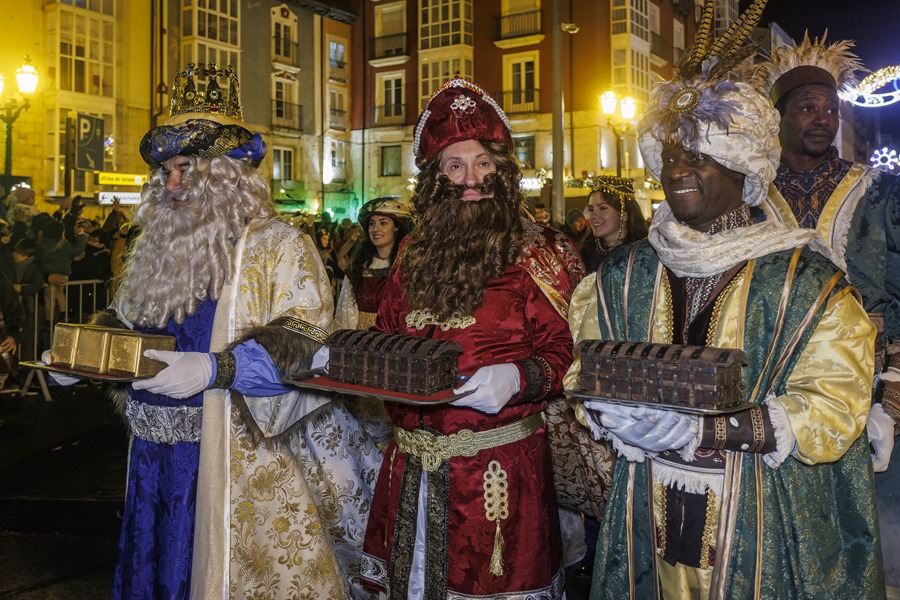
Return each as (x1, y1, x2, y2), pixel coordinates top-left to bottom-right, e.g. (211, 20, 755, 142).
(334, 197, 412, 330)
(583, 176, 648, 273)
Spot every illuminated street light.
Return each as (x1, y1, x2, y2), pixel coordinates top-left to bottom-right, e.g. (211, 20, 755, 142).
(600, 91, 637, 178)
(0, 56, 39, 178)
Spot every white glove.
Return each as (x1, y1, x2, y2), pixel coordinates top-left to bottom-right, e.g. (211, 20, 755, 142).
(451, 364, 521, 414)
(868, 403, 895, 473)
(131, 350, 212, 399)
(595, 404, 698, 453)
(311, 346, 329, 372)
(40, 349, 82, 386)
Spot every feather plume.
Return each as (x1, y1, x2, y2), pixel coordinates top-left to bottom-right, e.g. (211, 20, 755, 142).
(748, 30, 866, 98)
(707, 0, 767, 62)
(677, 0, 716, 78)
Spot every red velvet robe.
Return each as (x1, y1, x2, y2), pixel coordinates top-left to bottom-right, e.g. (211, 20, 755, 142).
(361, 224, 584, 598)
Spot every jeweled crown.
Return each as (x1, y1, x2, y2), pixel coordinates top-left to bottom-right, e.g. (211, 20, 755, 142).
(169, 63, 243, 121)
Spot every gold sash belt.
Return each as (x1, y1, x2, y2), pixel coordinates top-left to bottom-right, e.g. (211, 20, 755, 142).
(395, 412, 545, 472)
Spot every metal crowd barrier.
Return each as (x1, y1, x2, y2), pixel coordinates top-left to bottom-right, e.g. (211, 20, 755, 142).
(19, 279, 110, 402)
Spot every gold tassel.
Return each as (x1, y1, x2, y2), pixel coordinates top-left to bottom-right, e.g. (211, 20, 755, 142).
(489, 520, 505, 576)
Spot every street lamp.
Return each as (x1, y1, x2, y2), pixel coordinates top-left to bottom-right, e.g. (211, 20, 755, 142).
(600, 91, 637, 178)
(0, 56, 39, 178)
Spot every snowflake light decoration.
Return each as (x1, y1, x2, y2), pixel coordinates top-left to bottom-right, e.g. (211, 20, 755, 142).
(871, 147, 899, 171)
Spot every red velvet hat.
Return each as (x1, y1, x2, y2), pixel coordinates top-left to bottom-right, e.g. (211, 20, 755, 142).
(413, 77, 513, 161)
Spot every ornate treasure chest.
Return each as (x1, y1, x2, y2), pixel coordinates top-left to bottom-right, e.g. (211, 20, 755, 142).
(327, 329, 463, 397)
(576, 340, 748, 411)
(51, 323, 176, 378)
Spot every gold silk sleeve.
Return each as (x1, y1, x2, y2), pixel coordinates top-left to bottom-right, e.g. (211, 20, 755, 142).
(777, 289, 875, 465)
(564, 273, 601, 393)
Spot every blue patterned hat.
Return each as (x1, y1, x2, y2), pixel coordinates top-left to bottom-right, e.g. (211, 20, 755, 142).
(139, 63, 267, 168)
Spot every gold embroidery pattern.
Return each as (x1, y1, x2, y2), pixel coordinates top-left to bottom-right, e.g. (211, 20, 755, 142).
(706, 272, 743, 346)
(483, 460, 509, 576)
(229, 399, 383, 599)
(654, 483, 667, 556)
(700, 488, 718, 570)
(394, 413, 544, 472)
(405, 308, 476, 331)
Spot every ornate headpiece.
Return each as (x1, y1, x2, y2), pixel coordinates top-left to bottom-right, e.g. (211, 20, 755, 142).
(638, 0, 781, 207)
(413, 77, 513, 161)
(588, 176, 635, 206)
(139, 63, 267, 168)
(169, 63, 244, 121)
(748, 31, 865, 107)
(357, 196, 414, 232)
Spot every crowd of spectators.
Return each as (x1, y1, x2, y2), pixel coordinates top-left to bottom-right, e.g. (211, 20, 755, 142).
(0, 185, 133, 387)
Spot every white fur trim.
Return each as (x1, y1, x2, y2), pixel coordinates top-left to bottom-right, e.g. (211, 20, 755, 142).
(677, 416, 703, 462)
(763, 395, 796, 468)
(651, 458, 724, 496)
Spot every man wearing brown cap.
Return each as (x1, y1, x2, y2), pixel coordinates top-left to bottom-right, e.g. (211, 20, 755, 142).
(752, 34, 900, 586)
(359, 77, 585, 599)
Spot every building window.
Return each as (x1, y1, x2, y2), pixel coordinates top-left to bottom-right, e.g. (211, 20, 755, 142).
(514, 136, 535, 170)
(420, 58, 472, 106)
(329, 89, 347, 131)
(419, 0, 473, 50)
(273, 78, 299, 128)
(273, 147, 294, 181)
(511, 58, 535, 104)
(610, 0, 648, 41)
(713, 0, 737, 36)
(673, 20, 685, 61)
(648, 2, 659, 34)
(330, 40, 345, 68)
(183, 0, 238, 45)
(272, 6, 298, 67)
(381, 145, 402, 177)
(57, 8, 115, 96)
(329, 38, 348, 82)
(181, 0, 239, 74)
(384, 76, 403, 116)
(331, 141, 347, 181)
(58, 0, 114, 14)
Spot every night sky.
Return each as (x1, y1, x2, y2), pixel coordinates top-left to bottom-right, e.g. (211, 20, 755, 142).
(743, 0, 900, 145)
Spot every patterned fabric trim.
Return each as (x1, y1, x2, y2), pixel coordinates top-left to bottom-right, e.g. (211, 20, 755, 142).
(267, 315, 329, 343)
(212, 351, 236, 388)
(445, 567, 565, 599)
(361, 553, 388, 589)
(519, 357, 552, 402)
(125, 397, 202, 444)
(405, 308, 476, 331)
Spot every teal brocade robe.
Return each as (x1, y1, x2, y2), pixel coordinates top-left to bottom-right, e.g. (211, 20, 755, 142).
(589, 241, 884, 599)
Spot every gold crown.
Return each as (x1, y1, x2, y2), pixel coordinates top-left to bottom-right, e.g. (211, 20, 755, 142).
(169, 63, 243, 121)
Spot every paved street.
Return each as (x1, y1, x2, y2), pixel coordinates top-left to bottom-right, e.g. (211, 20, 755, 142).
(0, 379, 126, 599)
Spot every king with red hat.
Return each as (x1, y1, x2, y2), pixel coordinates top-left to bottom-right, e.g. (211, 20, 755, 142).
(359, 77, 585, 599)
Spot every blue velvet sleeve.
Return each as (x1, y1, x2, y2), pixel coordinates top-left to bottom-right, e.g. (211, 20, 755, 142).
(208, 339, 294, 397)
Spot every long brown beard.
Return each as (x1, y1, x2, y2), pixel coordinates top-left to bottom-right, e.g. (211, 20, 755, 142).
(403, 174, 522, 321)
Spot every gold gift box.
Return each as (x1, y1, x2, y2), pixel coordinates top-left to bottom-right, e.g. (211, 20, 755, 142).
(51, 324, 175, 377)
(107, 330, 175, 378)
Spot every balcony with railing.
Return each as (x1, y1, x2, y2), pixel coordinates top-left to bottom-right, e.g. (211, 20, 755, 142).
(371, 33, 408, 60)
(650, 32, 668, 63)
(371, 104, 406, 127)
(494, 89, 540, 115)
(329, 107, 347, 131)
(272, 100, 302, 130)
(272, 36, 300, 68)
(329, 60, 347, 83)
(494, 9, 543, 42)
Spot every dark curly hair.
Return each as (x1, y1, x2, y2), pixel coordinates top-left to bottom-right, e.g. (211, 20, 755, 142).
(402, 140, 525, 321)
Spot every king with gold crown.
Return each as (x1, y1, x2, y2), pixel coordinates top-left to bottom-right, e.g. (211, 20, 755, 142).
(72, 63, 386, 599)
